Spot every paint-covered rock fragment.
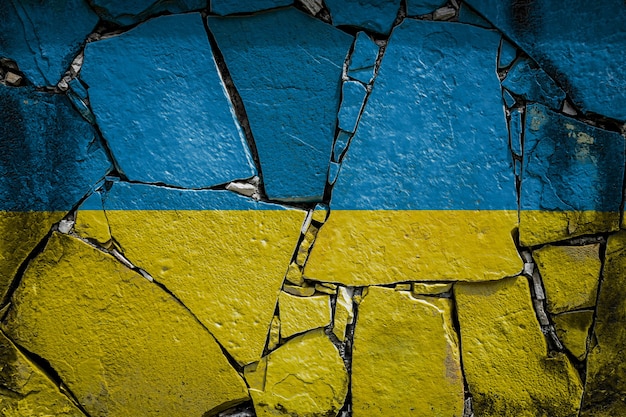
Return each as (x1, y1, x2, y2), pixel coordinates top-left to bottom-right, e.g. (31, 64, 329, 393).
(211, 0, 291, 15)
(306, 21, 520, 285)
(582, 231, 626, 416)
(465, 0, 626, 121)
(90, 0, 205, 26)
(2, 233, 249, 416)
(348, 32, 379, 84)
(338, 81, 367, 133)
(103, 181, 304, 365)
(333, 286, 354, 341)
(352, 286, 464, 416)
(498, 38, 517, 68)
(267, 315, 281, 351)
(520, 104, 624, 246)
(244, 329, 348, 417)
(501, 57, 566, 110)
(412, 282, 453, 295)
(0, 0, 97, 86)
(208, 9, 352, 202)
(279, 292, 330, 338)
(325, 0, 401, 34)
(0, 86, 111, 301)
(0, 331, 85, 417)
(508, 107, 523, 155)
(74, 191, 111, 245)
(455, 277, 583, 417)
(457, 3, 493, 28)
(407, 0, 447, 16)
(81, 13, 256, 189)
(553, 311, 593, 361)
(533, 244, 601, 313)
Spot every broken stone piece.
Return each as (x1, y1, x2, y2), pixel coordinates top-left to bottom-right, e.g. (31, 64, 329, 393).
(508, 107, 523, 156)
(285, 262, 304, 285)
(74, 191, 112, 245)
(352, 286, 464, 416)
(348, 32, 379, 84)
(332, 286, 354, 341)
(533, 244, 601, 313)
(407, 0, 447, 15)
(2, 233, 249, 416)
(394, 283, 411, 291)
(455, 277, 583, 417)
(314, 283, 337, 295)
(81, 13, 256, 189)
(501, 57, 566, 110)
(412, 282, 453, 295)
(3, 71, 22, 86)
(244, 329, 348, 417)
(283, 283, 316, 297)
(211, 0, 292, 15)
(433, 6, 456, 20)
(90, 0, 205, 26)
(553, 310, 593, 361)
(498, 38, 517, 68)
(457, 3, 493, 28)
(325, 0, 401, 34)
(311, 204, 329, 223)
(296, 225, 319, 266)
(279, 292, 331, 338)
(267, 316, 281, 351)
(338, 81, 367, 133)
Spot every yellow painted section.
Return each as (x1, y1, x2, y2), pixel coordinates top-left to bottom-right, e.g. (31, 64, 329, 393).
(279, 291, 331, 338)
(0, 211, 64, 301)
(332, 286, 354, 341)
(412, 282, 453, 295)
(534, 244, 601, 313)
(296, 224, 318, 266)
(267, 315, 280, 351)
(0, 330, 84, 417)
(1, 232, 249, 416)
(352, 286, 464, 416)
(455, 277, 583, 417)
(553, 311, 593, 361)
(520, 210, 619, 246)
(73, 209, 111, 245)
(283, 283, 316, 296)
(306, 210, 520, 284)
(244, 328, 348, 417)
(284, 262, 304, 285)
(105, 209, 304, 365)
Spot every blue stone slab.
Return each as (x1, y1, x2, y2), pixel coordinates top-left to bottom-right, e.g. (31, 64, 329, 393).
(508, 108, 522, 156)
(502, 88, 516, 108)
(0, 0, 98, 86)
(348, 32, 379, 84)
(211, 0, 291, 15)
(338, 81, 367, 133)
(498, 39, 517, 68)
(0, 86, 112, 211)
(501, 57, 565, 110)
(325, 0, 401, 35)
(208, 8, 353, 202)
(522, 103, 625, 212)
(332, 130, 352, 162)
(328, 161, 340, 185)
(465, 0, 626, 121)
(81, 13, 256, 189)
(79, 191, 105, 210)
(457, 4, 493, 28)
(91, 0, 206, 26)
(407, 0, 447, 16)
(331, 20, 516, 210)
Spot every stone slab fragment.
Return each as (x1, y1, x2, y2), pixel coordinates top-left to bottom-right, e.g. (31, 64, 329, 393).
(553, 311, 593, 361)
(352, 286, 464, 416)
(2, 232, 249, 416)
(208, 9, 352, 201)
(407, 0, 447, 15)
(348, 32, 379, 84)
(81, 13, 256, 188)
(279, 292, 330, 338)
(91, 0, 205, 25)
(326, 0, 401, 34)
(455, 277, 583, 417)
(211, 0, 291, 15)
(74, 191, 111, 245)
(332, 286, 354, 341)
(501, 57, 565, 110)
(338, 81, 367, 133)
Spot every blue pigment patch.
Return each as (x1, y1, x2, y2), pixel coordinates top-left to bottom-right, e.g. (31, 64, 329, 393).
(90, 0, 206, 26)
(325, 0, 401, 35)
(211, 0, 291, 15)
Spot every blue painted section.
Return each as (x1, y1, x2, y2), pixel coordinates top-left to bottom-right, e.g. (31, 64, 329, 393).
(0, 0, 98, 86)
(81, 13, 256, 189)
(328, 161, 340, 185)
(457, 4, 492, 28)
(508, 108, 522, 156)
(338, 81, 367, 133)
(331, 20, 516, 211)
(501, 57, 565, 110)
(211, 0, 291, 15)
(502, 89, 516, 108)
(66, 90, 97, 125)
(91, 0, 206, 26)
(325, 0, 401, 35)
(332, 131, 352, 162)
(522, 104, 625, 212)
(103, 181, 287, 211)
(465, 0, 626, 121)
(348, 32, 379, 84)
(79, 191, 106, 211)
(498, 39, 517, 68)
(208, 9, 353, 202)
(0, 86, 112, 211)
(407, 0, 446, 16)
(68, 79, 89, 101)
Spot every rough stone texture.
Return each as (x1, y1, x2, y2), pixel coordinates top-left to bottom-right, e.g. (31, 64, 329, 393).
(533, 244, 601, 313)
(501, 57, 566, 110)
(244, 329, 348, 417)
(582, 231, 626, 416)
(211, 0, 292, 15)
(352, 286, 464, 416)
(407, 0, 447, 16)
(208, 9, 352, 202)
(553, 311, 593, 361)
(465, 0, 626, 121)
(1, 232, 249, 416)
(348, 32, 379, 84)
(457, 4, 493, 28)
(332, 286, 354, 341)
(74, 191, 111, 245)
(520, 104, 624, 246)
(325, 0, 401, 34)
(412, 282, 453, 295)
(90, 0, 205, 25)
(0, 85, 111, 301)
(338, 81, 367, 133)
(81, 13, 256, 188)
(0, 0, 98, 86)
(0, 330, 85, 417)
(455, 277, 583, 417)
(498, 39, 517, 68)
(103, 181, 304, 365)
(278, 292, 331, 339)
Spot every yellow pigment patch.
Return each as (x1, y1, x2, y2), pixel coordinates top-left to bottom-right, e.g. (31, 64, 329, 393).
(74, 209, 112, 245)
(520, 210, 619, 246)
(553, 311, 593, 361)
(278, 291, 331, 338)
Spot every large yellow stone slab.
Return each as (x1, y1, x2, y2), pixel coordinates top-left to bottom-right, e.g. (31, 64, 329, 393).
(278, 291, 331, 339)
(244, 329, 348, 417)
(553, 311, 593, 361)
(0, 330, 85, 417)
(352, 286, 464, 416)
(106, 209, 304, 365)
(2, 233, 249, 417)
(582, 231, 626, 416)
(533, 244, 601, 313)
(455, 277, 583, 417)
(305, 210, 521, 285)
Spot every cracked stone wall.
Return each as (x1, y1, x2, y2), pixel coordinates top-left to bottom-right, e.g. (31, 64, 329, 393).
(0, 1, 625, 416)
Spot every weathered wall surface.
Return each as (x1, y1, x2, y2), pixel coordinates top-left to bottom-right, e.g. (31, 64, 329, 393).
(0, 1, 625, 416)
